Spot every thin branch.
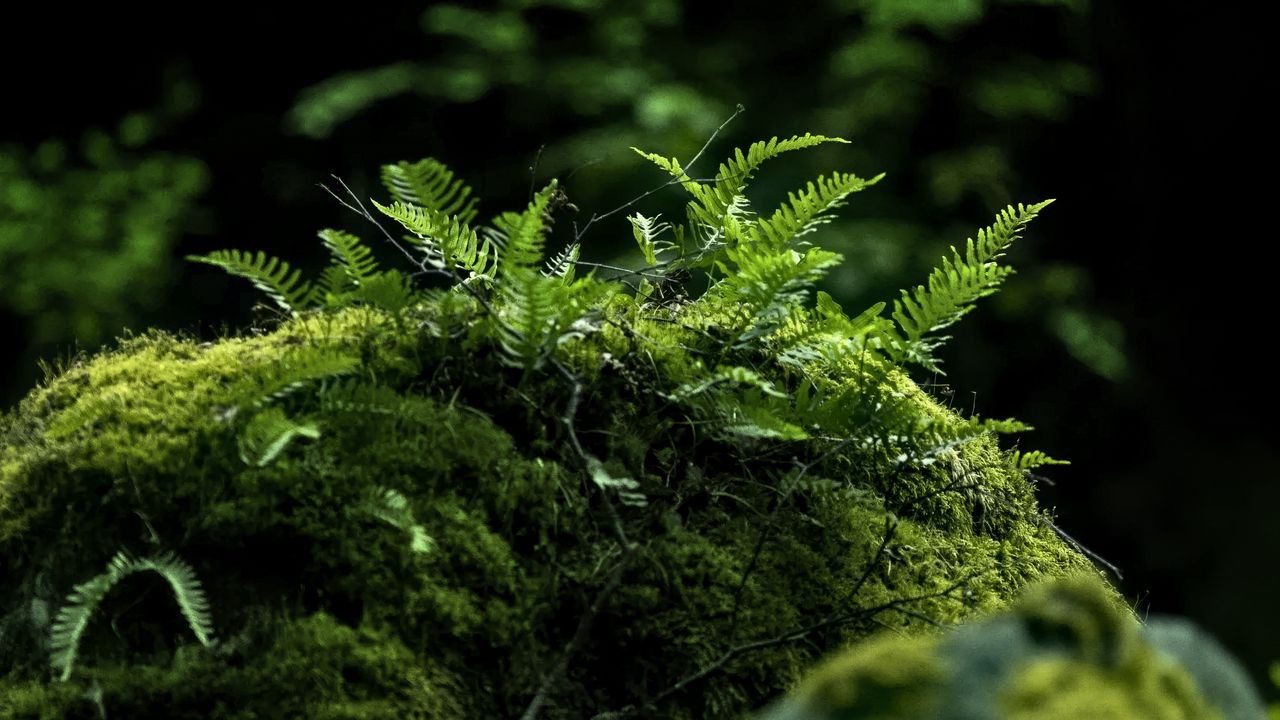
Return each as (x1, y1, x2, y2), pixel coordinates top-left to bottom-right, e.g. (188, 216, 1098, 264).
(519, 552, 636, 720)
(573, 103, 744, 243)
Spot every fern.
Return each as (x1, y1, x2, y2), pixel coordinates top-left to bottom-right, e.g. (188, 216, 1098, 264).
(361, 486, 433, 554)
(318, 229, 380, 285)
(586, 457, 647, 508)
(1011, 449, 1069, 469)
(748, 171, 882, 250)
(879, 200, 1054, 372)
(710, 245, 844, 346)
(186, 250, 316, 316)
(49, 550, 213, 682)
(543, 242, 581, 280)
(231, 348, 361, 408)
(629, 212, 676, 266)
(237, 408, 321, 467)
(381, 158, 479, 226)
(634, 134, 848, 238)
(373, 199, 496, 278)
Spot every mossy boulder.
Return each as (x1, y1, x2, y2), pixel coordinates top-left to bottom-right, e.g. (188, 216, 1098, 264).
(0, 296, 1095, 718)
(756, 575, 1267, 720)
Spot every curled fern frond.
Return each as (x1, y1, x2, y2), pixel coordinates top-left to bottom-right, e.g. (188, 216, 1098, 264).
(381, 158, 479, 226)
(186, 250, 315, 316)
(50, 550, 213, 682)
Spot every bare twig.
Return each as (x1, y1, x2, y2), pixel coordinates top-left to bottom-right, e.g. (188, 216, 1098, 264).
(573, 103, 745, 243)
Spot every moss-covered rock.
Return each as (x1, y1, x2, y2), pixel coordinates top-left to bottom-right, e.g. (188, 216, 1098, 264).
(1, 145, 1105, 718)
(755, 575, 1266, 720)
(0, 297, 1094, 718)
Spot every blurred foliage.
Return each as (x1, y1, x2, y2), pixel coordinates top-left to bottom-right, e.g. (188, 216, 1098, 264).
(0, 83, 207, 362)
(285, 0, 1125, 382)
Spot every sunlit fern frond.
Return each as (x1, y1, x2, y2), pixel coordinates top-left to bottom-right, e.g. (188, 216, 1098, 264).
(186, 250, 316, 316)
(380, 158, 479, 226)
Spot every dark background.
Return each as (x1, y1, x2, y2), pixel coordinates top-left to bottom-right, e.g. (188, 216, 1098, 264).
(2, 1, 1275, 691)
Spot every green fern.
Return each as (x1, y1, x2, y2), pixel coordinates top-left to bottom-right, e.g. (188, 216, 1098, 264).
(237, 408, 321, 467)
(710, 244, 844, 346)
(381, 158, 479, 226)
(633, 134, 848, 243)
(318, 229, 381, 285)
(629, 212, 676, 266)
(230, 348, 361, 408)
(878, 200, 1054, 372)
(1011, 449, 1070, 469)
(361, 486, 434, 555)
(373, 199, 497, 278)
(186, 249, 316, 316)
(49, 550, 213, 682)
(748, 171, 882, 250)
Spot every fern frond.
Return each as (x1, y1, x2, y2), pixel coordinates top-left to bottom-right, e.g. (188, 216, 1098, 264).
(318, 379, 444, 428)
(362, 486, 433, 554)
(380, 158, 479, 226)
(637, 134, 850, 239)
(883, 200, 1053, 372)
(232, 348, 361, 407)
(350, 271, 422, 312)
(318, 229, 380, 284)
(586, 457, 647, 508)
(186, 250, 315, 316)
(711, 245, 843, 345)
(903, 416, 1033, 465)
(373, 200, 496, 278)
(670, 366, 787, 402)
(711, 393, 810, 442)
(750, 172, 882, 250)
(497, 268, 563, 369)
(237, 408, 321, 467)
(629, 212, 675, 266)
(1011, 449, 1070, 469)
(543, 243, 581, 280)
(50, 550, 213, 682)
(494, 182, 557, 272)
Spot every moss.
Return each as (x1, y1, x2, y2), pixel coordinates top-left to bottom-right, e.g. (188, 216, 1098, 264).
(754, 575, 1243, 720)
(0, 299, 1098, 718)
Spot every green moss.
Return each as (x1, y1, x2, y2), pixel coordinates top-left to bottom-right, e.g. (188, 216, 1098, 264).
(754, 575, 1249, 720)
(0, 300, 1098, 717)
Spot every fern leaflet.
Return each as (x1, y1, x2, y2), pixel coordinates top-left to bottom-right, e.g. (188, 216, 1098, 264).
(381, 158, 479, 226)
(237, 408, 321, 467)
(880, 200, 1053, 371)
(50, 550, 213, 682)
(186, 250, 315, 316)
